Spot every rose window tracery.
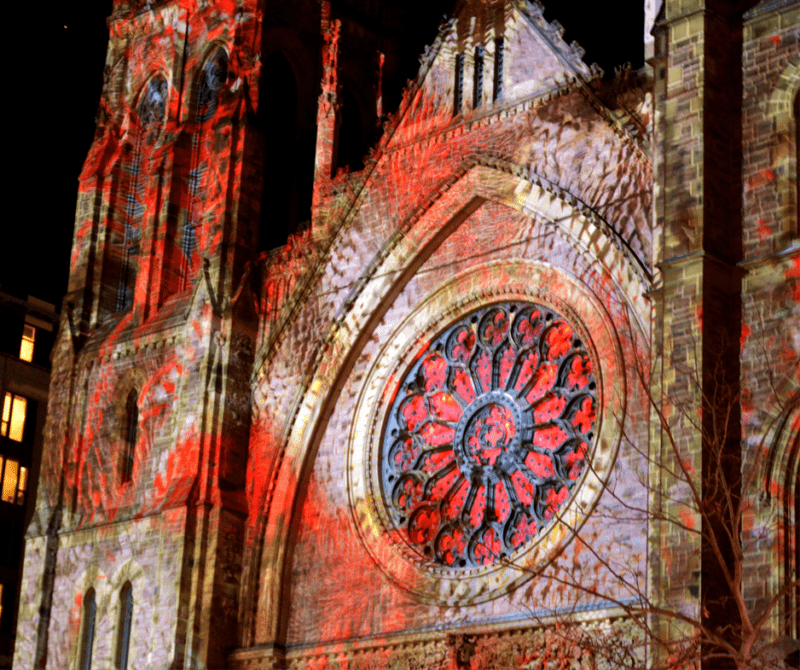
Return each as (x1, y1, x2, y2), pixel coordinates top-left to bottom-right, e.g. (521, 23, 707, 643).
(381, 302, 597, 568)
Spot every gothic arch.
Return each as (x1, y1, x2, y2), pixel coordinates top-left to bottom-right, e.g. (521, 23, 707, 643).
(69, 566, 106, 670)
(765, 54, 800, 240)
(110, 73, 170, 312)
(112, 369, 147, 489)
(193, 45, 229, 124)
(107, 559, 145, 670)
(172, 45, 229, 291)
(133, 74, 168, 140)
(240, 163, 647, 649)
(157, 48, 226, 301)
(762, 396, 800, 643)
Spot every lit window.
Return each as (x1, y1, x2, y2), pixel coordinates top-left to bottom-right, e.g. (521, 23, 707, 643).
(1, 457, 18, 504)
(116, 582, 134, 670)
(17, 465, 27, 505)
(19, 324, 35, 362)
(1, 392, 27, 442)
(0, 583, 3, 628)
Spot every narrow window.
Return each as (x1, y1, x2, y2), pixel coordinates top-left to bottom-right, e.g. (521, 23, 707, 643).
(1, 457, 18, 504)
(80, 588, 96, 670)
(19, 324, 35, 362)
(116, 146, 143, 312)
(454, 53, 465, 114)
(122, 391, 138, 483)
(1, 392, 27, 442)
(16, 465, 27, 505)
(179, 49, 228, 289)
(493, 37, 504, 101)
(473, 46, 484, 108)
(116, 581, 133, 670)
(1, 459, 27, 506)
(116, 75, 166, 312)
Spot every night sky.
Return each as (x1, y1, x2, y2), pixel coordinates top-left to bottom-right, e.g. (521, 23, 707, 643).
(4, 1, 643, 309)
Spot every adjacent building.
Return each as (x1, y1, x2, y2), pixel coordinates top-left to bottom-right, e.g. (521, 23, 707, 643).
(0, 291, 57, 667)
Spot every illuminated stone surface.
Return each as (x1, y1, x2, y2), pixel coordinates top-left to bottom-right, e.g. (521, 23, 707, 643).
(11, 0, 799, 668)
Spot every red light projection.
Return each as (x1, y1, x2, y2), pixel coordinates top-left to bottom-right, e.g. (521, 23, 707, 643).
(381, 302, 596, 568)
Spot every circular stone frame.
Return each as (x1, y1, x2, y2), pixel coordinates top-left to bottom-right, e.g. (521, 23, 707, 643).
(346, 261, 625, 606)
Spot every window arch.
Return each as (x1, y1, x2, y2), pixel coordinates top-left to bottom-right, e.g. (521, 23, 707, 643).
(121, 390, 138, 484)
(763, 402, 800, 657)
(116, 74, 167, 312)
(79, 588, 96, 670)
(115, 581, 134, 670)
(763, 57, 799, 241)
(178, 47, 228, 289)
(784, 430, 800, 656)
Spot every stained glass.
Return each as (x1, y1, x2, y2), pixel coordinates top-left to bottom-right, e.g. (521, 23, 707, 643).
(381, 302, 596, 568)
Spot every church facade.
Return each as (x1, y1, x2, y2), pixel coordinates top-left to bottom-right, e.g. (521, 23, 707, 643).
(13, 0, 800, 668)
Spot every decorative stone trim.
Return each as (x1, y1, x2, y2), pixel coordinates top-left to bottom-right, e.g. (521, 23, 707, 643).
(230, 612, 635, 670)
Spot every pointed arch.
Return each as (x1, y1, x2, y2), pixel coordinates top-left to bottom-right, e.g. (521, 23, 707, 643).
(765, 55, 800, 239)
(763, 397, 800, 647)
(121, 390, 138, 484)
(178, 46, 229, 290)
(79, 587, 96, 670)
(115, 581, 133, 670)
(115, 74, 168, 312)
(239, 163, 644, 652)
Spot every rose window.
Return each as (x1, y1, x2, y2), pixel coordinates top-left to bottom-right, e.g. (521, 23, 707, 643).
(381, 302, 597, 568)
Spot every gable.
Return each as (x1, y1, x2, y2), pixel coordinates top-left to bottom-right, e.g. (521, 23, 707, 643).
(385, 0, 597, 148)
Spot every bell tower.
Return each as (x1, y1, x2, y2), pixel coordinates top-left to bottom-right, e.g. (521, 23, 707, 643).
(18, 1, 264, 667)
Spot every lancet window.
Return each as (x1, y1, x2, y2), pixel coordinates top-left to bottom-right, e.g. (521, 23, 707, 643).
(116, 75, 167, 311)
(180, 48, 228, 289)
(80, 588, 96, 670)
(116, 581, 134, 670)
(121, 390, 138, 484)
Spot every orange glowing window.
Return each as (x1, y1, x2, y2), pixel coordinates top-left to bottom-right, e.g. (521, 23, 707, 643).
(0, 459, 26, 505)
(19, 324, 35, 362)
(0, 583, 3, 627)
(17, 465, 27, 505)
(1, 392, 27, 442)
(1, 457, 18, 503)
